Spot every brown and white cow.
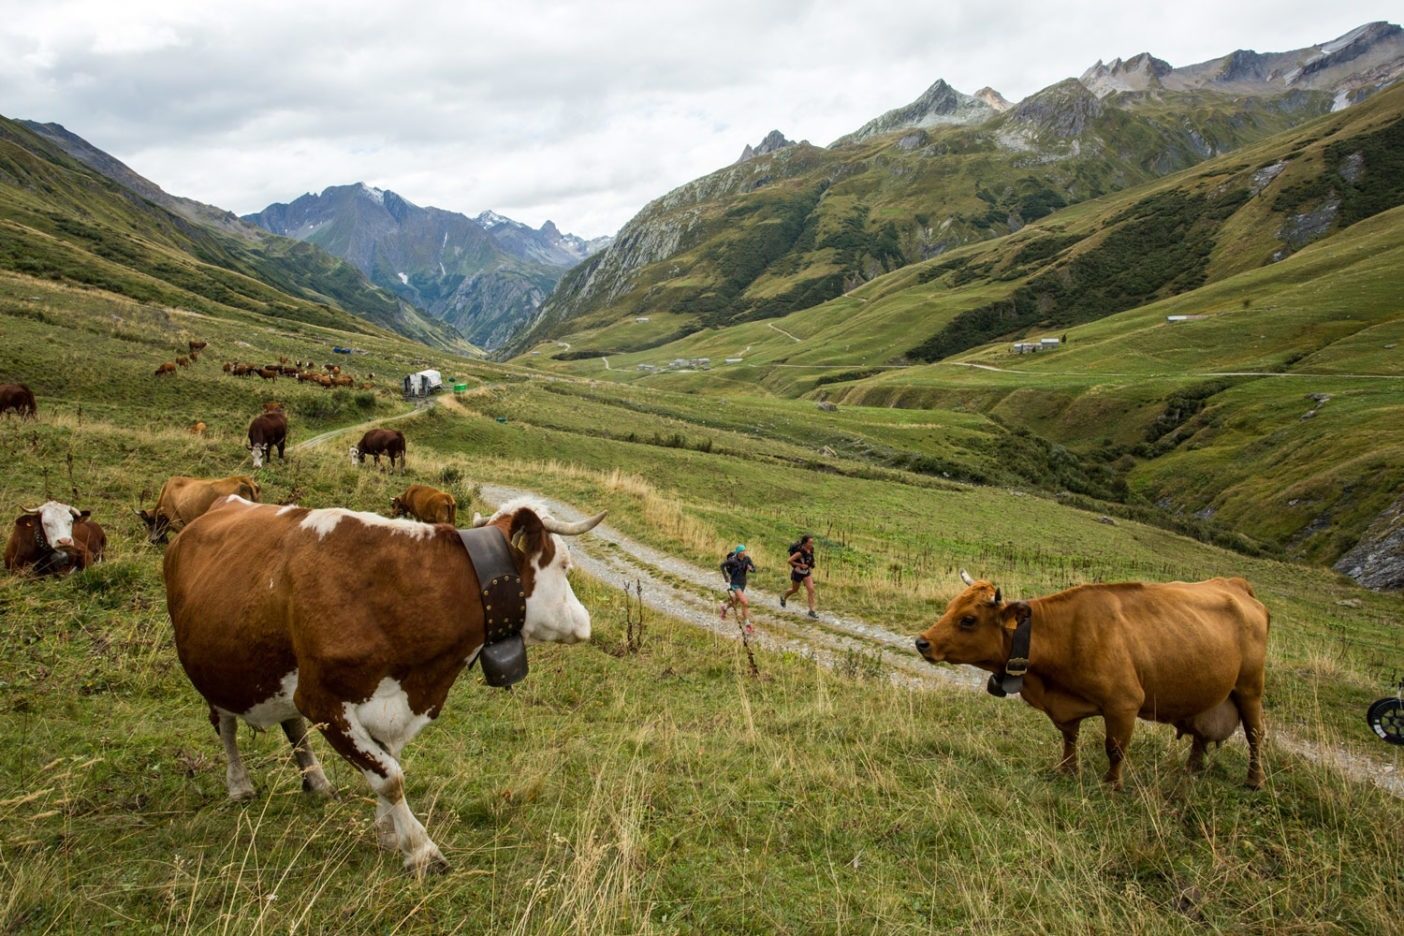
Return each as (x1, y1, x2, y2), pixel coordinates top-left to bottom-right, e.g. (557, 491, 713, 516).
(247, 409, 288, 469)
(350, 428, 406, 471)
(1, 383, 37, 419)
(137, 475, 261, 543)
(914, 572, 1269, 789)
(390, 484, 456, 525)
(5, 501, 106, 575)
(164, 495, 604, 872)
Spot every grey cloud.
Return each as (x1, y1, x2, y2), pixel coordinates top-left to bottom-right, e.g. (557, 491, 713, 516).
(1, 0, 1397, 235)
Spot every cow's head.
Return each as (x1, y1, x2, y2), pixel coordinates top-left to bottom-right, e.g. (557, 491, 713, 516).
(135, 508, 172, 544)
(475, 499, 605, 645)
(915, 569, 1022, 670)
(389, 495, 408, 517)
(20, 501, 82, 553)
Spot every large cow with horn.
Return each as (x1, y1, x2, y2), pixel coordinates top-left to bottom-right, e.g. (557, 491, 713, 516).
(164, 494, 605, 872)
(914, 570, 1269, 789)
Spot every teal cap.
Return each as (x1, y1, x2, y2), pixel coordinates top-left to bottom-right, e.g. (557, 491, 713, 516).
(735, 544, 747, 552)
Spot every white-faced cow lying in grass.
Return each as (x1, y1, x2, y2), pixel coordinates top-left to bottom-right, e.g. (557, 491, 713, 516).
(164, 494, 604, 873)
(915, 572, 1270, 789)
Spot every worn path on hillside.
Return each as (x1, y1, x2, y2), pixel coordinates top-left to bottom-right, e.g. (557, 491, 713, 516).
(478, 483, 1403, 798)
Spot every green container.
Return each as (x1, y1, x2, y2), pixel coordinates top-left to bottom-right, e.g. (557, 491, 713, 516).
(453, 383, 468, 392)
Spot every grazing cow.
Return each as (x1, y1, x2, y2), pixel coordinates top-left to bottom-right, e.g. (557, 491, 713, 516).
(189, 421, 207, 436)
(247, 409, 288, 469)
(164, 495, 605, 871)
(176, 356, 190, 368)
(350, 428, 406, 471)
(332, 374, 354, 387)
(222, 362, 233, 373)
(390, 484, 456, 525)
(189, 340, 208, 352)
(351, 428, 405, 470)
(915, 572, 1270, 789)
(5, 501, 106, 575)
(1, 383, 37, 419)
(155, 362, 177, 377)
(256, 367, 278, 381)
(136, 474, 261, 544)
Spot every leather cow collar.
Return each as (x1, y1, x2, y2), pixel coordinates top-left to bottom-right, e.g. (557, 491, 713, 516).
(457, 525, 529, 689)
(987, 602, 1033, 698)
(31, 520, 70, 575)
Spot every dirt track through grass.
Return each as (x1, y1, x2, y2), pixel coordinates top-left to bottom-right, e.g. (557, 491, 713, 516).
(478, 483, 1404, 799)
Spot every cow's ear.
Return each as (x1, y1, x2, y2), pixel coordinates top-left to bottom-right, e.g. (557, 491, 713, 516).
(992, 587, 1002, 605)
(508, 507, 547, 557)
(79, 510, 91, 519)
(1003, 601, 1031, 631)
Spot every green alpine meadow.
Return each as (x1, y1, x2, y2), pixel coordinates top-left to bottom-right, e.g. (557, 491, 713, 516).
(1, 8, 1402, 934)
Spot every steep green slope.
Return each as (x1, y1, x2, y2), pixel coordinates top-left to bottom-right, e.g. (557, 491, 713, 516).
(0, 117, 475, 352)
(515, 85, 1404, 574)
(516, 82, 1332, 354)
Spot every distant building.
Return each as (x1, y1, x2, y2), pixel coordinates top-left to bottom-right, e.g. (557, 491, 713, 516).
(1040, 337, 1061, 347)
(1167, 314, 1209, 323)
(724, 357, 744, 364)
(1011, 342, 1042, 354)
(635, 316, 651, 322)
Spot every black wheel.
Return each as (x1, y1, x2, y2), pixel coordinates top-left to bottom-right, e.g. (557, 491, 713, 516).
(1365, 697, 1404, 745)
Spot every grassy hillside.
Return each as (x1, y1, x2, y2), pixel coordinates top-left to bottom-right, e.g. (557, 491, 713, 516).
(2, 264, 1400, 931)
(514, 86, 1404, 568)
(0, 116, 475, 353)
(517, 84, 1331, 354)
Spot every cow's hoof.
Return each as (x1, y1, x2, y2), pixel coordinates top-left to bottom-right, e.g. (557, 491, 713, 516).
(227, 786, 256, 802)
(302, 778, 335, 799)
(404, 844, 449, 876)
(1244, 775, 1264, 791)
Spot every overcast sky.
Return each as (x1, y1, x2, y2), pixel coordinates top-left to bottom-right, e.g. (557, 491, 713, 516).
(1, 1, 1397, 236)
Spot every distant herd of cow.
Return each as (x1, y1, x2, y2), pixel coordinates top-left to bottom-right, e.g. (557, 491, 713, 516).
(3, 364, 1277, 875)
(147, 338, 376, 391)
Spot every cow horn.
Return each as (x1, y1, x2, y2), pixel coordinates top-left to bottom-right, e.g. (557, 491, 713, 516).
(471, 512, 489, 528)
(959, 568, 975, 586)
(542, 510, 607, 536)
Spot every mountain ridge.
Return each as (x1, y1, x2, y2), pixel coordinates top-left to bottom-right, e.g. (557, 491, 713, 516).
(245, 184, 611, 349)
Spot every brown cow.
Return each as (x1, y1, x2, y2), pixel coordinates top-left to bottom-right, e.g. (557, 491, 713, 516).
(155, 362, 177, 377)
(247, 409, 288, 468)
(5, 501, 106, 575)
(189, 421, 207, 436)
(176, 356, 190, 368)
(390, 484, 456, 525)
(222, 362, 233, 373)
(189, 340, 208, 352)
(1, 383, 37, 419)
(164, 495, 605, 871)
(136, 475, 261, 543)
(332, 374, 354, 387)
(256, 367, 278, 381)
(915, 572, 1269, 789)
(350, 428, 406, 471)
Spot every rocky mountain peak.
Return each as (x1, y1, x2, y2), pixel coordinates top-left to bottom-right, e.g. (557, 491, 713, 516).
(736, 129, 797, 164)
(974, 87, 1013, 111)
(831, 79, 993, 147)
(1080, 52, 1173, 97)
